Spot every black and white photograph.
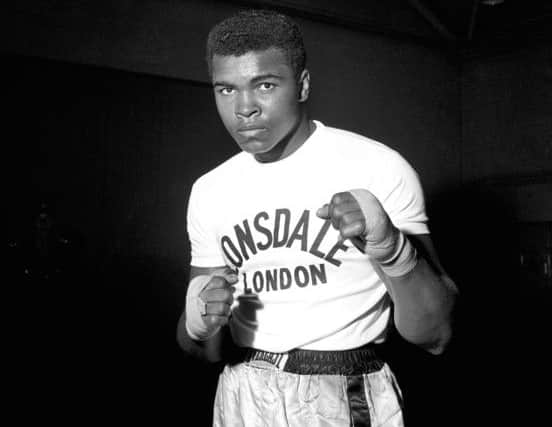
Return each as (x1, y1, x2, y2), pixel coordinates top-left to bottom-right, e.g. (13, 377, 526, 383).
(4, 1, 551, 426)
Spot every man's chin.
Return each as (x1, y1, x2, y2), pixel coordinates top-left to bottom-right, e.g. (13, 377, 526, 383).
(238, 139, 272, 154)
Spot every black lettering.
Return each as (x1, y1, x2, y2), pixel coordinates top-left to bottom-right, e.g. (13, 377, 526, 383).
(273, 209, 290, 248)
(325, 241, 348, 267)
(279, 268, 292, 290)
(309, 264, 327, 285)
(266, 269, 278, 291)
(254, 211, 273, 250)
(234, 220, 257, 261)
(243, 272, 252, 294)
(286, 210, 309, 251)
(309, 219, 331, 259)
(294, 266, 310, 287)
(221, 236, 243, 268)
(252, 271, 264, 293)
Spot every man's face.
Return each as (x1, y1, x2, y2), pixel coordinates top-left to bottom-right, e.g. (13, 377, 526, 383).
(211, 48, 308, 162)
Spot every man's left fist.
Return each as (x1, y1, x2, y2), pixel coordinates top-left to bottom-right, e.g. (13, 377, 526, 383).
(316, 189, 400, 262)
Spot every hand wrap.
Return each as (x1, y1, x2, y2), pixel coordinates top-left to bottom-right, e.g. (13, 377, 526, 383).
(185, 274, 220, 341)
(349, 189, 418, 277)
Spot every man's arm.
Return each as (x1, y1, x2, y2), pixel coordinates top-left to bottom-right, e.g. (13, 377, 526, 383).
(176, 265, 235, 363)
(381, 234, 457, 354)
(318, 191, 458, 355)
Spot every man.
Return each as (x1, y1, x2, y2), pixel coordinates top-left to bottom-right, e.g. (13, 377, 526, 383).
(177, 9, 457, 426)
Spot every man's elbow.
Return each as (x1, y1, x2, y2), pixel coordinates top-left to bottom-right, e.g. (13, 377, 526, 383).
(398, 309, 455, 355)
(425, 331, 451, 355)
(419, 321, 453, 355)
(423, 281, 458, 355)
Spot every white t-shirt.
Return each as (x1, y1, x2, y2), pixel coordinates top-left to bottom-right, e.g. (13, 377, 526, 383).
(187, 121, 429, 352)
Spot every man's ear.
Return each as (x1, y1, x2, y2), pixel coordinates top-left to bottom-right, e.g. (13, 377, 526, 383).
(298, 69, 310, 103)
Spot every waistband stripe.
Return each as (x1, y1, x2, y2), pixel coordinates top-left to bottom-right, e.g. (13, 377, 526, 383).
(242, 344, 384, 375)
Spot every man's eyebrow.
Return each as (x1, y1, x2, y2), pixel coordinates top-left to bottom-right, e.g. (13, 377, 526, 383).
(213, 80, 233, 88)
(250, 73, 283, 83)
(213, 73, 284, 87)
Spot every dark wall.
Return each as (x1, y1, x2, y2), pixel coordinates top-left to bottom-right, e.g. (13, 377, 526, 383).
(462, 45, 552, 183)
(4, 1, 550, 426)
(411, 44, 552, 427)
(5, 55, 235, 424)
(449, 45, 552, 426)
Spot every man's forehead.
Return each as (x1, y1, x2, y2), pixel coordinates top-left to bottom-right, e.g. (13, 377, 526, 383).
(213, 46, 287, 61)
(212, 48, 292, 79)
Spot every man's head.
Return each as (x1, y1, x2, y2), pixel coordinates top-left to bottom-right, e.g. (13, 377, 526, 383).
(206, 9, 306, 82)
(207, 10, 312, 163)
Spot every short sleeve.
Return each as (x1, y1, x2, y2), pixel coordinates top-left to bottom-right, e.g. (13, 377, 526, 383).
(186, 179, 227, 267)
(376, 151, 429, 235)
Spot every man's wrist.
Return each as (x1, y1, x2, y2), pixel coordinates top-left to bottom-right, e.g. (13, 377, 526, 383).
(185, 274, 220, 341)
(378, 231, 418, 277)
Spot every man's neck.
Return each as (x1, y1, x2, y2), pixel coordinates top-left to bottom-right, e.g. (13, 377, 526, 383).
(254, 114, 313, 163)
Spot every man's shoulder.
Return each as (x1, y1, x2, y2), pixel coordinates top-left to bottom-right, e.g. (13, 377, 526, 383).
(317, 122, 400, 160)
(313, 122, 418, 183)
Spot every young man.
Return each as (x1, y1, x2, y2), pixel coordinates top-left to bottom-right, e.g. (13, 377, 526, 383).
(177, 9, 457, 426)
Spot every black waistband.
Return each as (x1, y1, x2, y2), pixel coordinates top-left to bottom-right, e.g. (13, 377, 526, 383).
(239, 343, 385, 376)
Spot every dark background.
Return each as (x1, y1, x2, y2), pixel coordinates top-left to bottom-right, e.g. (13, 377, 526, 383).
(3, 1, 551, 425)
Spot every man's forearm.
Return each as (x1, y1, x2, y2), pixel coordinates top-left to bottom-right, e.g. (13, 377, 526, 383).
(386, 256, 458, 354)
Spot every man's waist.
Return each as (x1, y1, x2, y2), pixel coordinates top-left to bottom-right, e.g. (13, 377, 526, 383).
(232, 343, 386, 375)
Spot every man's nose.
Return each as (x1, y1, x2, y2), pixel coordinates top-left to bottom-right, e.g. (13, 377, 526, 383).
(235, 91, 260, 119)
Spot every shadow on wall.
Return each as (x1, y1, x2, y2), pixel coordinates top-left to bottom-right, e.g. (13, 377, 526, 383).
(399, 182, 552, 427)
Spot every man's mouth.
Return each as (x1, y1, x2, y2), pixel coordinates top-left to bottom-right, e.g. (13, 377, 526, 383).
(237, 127, 267, 137)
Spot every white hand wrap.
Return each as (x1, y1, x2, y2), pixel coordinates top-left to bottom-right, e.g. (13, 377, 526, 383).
(185, 274, 219, 341)
(377, 230, 418, 277)
(349, 189, 418, 277)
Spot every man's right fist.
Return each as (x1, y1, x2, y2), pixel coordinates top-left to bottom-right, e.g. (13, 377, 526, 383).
(199, 269, 239, 331)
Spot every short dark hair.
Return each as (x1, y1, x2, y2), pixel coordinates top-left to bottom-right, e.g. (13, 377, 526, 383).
(206, 9, 307, 80)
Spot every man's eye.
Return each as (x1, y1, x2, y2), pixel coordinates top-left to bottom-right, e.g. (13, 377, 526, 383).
(259, 83, 275, 91)
(219, 87, 235, 95)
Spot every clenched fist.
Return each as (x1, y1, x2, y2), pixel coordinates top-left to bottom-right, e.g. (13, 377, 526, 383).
(316, 189, 400, 263)
(198, 269, 238, 331)
(186, 268, 238, 341)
